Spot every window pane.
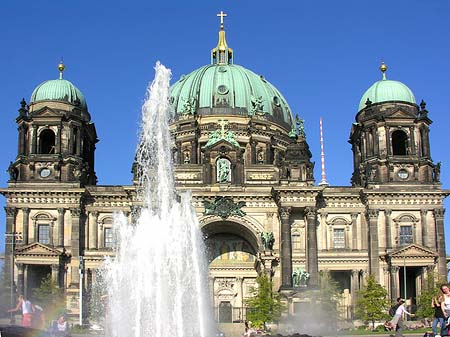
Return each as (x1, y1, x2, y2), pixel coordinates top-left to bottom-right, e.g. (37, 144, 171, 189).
(104, 228, 114, 248)
(333, 229, 345, 249)
(38, 225, 50, 244)
(399, 226, 413, 245)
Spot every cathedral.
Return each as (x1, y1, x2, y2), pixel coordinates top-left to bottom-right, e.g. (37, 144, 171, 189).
(1, 13, 448, 323)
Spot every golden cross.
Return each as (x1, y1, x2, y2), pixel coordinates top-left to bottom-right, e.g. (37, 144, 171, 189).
(218, 119, 228, 138)
(217, 11, 227, 27)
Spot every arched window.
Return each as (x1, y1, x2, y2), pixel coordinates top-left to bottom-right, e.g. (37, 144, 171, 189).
(392, 130, 408, 155)
(39, 129, 56, 154)
(395, 214, 416, 246)
(102, 217, 115, 249)
(216, 157, 231, 183)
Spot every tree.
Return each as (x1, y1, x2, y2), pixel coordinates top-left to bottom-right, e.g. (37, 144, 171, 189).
(245, 274, 284, 330)
(32, 274, 65, 321)
(0, 263, 15, 317)
(355, 274, 390, 329)
(416, 272, 447, 320)
(316, 270, 342, 326)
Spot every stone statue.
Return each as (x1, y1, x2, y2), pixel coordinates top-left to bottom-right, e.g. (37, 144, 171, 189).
(261, 231, 275, 251)
(184, 151, 190, 164)
(250, 95, 264, 115)
(296, 115, 305, 137)
(181, 97, 196, 115)
(8, 162, 18, 181)
(217, 158, 230, 183)
(434, 161, 441, 182)
(292, 267, 310, 287)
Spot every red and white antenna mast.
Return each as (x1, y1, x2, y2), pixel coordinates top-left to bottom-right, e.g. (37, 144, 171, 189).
(319, 116, 328, 186)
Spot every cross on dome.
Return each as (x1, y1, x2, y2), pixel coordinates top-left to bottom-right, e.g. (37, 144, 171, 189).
(217, 11, 227, 28)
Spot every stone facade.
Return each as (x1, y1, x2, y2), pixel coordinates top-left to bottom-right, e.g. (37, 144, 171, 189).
(1, 25, 449, 323)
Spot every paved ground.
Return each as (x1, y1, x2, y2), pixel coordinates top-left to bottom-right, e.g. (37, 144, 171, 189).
(0, 317, 428, 337)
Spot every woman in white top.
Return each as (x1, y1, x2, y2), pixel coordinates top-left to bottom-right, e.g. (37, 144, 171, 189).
(7, 294, 34, 327)
(390, 297, 414, 335)
(440, 284, 450, 335)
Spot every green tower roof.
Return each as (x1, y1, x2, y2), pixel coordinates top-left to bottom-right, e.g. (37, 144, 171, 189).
(358, 63, 416, 111)
(30, 62, 87, 110)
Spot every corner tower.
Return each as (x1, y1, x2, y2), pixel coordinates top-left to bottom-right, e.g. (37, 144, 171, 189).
(8, 62, 98, 186)
(349, 63, 437, 187)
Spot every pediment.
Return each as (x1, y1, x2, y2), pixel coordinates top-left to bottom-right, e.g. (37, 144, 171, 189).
(385, 108, 416, 119)
(31, 107, 61, 117)
(208, 139, 239, 151)
(15, 242, 64, 257)
(390, 244, 438, 258)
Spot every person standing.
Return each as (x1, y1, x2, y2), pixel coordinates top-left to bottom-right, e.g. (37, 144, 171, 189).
(432, 295, 445, 336)
(7, 294, 34, 327)
(440, 284, 450, 335)
(390, 297, 414, 337)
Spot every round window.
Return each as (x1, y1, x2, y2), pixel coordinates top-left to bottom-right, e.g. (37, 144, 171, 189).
(40, 168, 51, 178)
(217, 85, 228, 95)
(397, 169, 409, 180)
(218, 66, 227, 72)
(273, 96, 280, 106)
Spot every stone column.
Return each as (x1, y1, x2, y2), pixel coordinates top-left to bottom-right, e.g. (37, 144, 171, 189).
(390, 265, 400, 299)
(56, 125, 62, 154)
(22, 207, 30, 245)
(5, 207, 17, 282)
(320, 212, 328, 250)
(70, 208, 81, 285)
(192, 139, 198, 164)
(351, 213, 358, 250)
(57, 208, 65, 247)
(280, 207, 292, 288)
(250, 140, 257, 164)
(420, 266, 428, 293)
(409, 126, 416, 155)
(420, 209, 428, 248)
(99, 223, 104, 249)
(351, 269, 360, 294)
(89, 211, 99, 250)
(386, 126, 391, 156)
(31, 125, 37, 154)
(49, 220, 54, 246)
(51, 264, 60, 286)
(434, 208, 447, 276)
(16, 263, 25, 296)
(360, 211, 368, 250)
(385, 209, 392, 249)
(373, 127, 379, 156)
(367, 209, 380, 281)
(306, 207, 318, 287)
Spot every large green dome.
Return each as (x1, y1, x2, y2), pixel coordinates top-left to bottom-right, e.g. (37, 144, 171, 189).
(170, 22, 294, 128)
(170, 63, 294, 127)
(31, 78, 87, 110)
(358, 65, 415, 111)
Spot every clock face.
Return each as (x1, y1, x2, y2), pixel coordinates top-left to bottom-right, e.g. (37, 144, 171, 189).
(40, 168, 51, 178)
(397, 169, 409, 180)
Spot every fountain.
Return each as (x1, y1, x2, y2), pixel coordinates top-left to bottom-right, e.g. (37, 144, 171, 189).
(103, 62, 213, 337)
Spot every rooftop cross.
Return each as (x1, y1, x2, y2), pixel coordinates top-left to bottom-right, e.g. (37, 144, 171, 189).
(217, 11, 227, 28)
(218, 119, 229, 138)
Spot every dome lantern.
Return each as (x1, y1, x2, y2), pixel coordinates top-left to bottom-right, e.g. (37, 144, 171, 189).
(211, 11, 233, 65)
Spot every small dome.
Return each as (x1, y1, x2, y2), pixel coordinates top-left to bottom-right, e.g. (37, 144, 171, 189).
(30, 78, 87, 110)
(358, 79, 416, 111)
(170, 64, 294, 128)
(358, 64, 415, 111)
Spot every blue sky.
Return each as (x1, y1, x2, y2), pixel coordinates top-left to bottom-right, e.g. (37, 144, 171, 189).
(0, 1, 449, 254)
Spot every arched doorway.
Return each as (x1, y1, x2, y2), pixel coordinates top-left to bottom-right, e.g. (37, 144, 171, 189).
(202, 220, 259, 323)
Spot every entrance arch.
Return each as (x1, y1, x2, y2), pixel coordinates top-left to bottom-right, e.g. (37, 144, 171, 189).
(201, 218, 261, 323)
